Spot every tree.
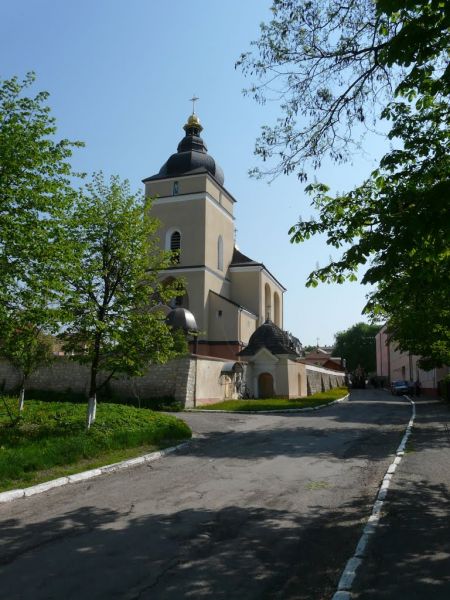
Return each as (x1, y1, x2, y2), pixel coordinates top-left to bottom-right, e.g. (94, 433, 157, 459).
(333, 322, 380, 373)
(0, 72, 82, 293)
(61, 174, 186, 429)
(0, 73, 82, 404)
(237, 0, 449, 180)
(239, 1, 450, 367)
(0, 310, 54, 411)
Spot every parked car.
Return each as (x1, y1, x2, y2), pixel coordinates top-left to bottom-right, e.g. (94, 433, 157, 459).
(391, 380, 414, 395)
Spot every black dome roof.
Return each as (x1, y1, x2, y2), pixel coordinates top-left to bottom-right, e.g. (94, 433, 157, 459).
(146, 114, 224, 185)
(239, 320, 300, 357)
(165, 307, 199, 334)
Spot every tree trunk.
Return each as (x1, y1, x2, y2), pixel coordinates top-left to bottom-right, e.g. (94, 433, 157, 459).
(86, 394, 97, 430)
(86, 333, 101, 430)
(18, 387, 25, 412)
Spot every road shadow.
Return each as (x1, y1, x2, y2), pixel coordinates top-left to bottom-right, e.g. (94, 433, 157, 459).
(353, 479, 450, 599)
(0, 495, 373, 600)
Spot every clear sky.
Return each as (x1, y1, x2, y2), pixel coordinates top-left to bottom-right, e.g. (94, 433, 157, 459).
(2, 0, 386, 346)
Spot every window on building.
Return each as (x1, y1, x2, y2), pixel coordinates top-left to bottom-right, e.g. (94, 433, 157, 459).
(173, 181, 179, 195)
(264, 283, 271, 321)
(217, 235, 223, 271)
(274, 291, 281, 327)
(170, 230, 181, 263)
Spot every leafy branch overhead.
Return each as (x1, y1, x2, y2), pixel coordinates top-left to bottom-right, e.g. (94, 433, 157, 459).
(237, 0, 449, 180)
(240, 1, 450, 367)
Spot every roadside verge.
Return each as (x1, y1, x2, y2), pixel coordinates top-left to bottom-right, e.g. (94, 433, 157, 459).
(0, 439, 191, 505)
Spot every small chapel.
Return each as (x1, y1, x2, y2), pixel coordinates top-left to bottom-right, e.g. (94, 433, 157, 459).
(143, 109, 286, 360)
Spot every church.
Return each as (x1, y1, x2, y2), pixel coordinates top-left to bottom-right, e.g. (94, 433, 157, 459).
(143, 110, 286, 360)
(0, 108, 345, 403)
(136, 107, 346, 402)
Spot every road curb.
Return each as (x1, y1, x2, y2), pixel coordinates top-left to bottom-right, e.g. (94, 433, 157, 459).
(0, 439, 191, 505)
(185, 394, 349, 414)
(331, 395, 416, 599)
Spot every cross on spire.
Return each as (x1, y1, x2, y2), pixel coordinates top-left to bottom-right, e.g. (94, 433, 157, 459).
(189, 94, 199, 114)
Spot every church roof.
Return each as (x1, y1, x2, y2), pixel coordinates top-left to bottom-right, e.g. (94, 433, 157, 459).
(230, 247, 260, 266)
(143, 113, 225, 185)
(238, 319, 300, 357)
(230, 247, 287, 292)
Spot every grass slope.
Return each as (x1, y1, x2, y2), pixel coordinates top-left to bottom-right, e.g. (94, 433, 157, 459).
(0, 398, 191, 492)
(198, 387, 349, 411)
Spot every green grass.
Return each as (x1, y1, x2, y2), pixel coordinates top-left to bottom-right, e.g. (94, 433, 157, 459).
(0, 397, 191, 492)
(197, 387, 349, 411)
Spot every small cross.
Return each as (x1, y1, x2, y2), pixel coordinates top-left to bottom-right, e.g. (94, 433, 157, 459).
(189, 94, 199, 114)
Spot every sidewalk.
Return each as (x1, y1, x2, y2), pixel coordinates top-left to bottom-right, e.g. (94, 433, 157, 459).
(351, 399, 450, 599)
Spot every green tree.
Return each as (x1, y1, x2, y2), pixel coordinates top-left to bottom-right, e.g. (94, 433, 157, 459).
(0, 73, 82, 405)
(237, 0, 449, 179)
(0, 72, 82, 293)
(239, 1, 450, 367)
(333, 322, 380, 373)
(0, 309, 54, 411)
(61, 174, 186, 429)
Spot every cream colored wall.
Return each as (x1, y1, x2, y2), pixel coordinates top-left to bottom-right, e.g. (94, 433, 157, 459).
(194, 356, 233, 404)
(273, 357, 306, 397)
(145, 174, 208, 199)
(208, 292, 239, 342)
(239, 311, 258, 345)
(150, 199, 206, 266)
(230, 270, 261, 318)
(205, 178, 234, 214)
(286, 360, 307, 397)
(204, 198, 234, 274)
(260, 271, 284, 327)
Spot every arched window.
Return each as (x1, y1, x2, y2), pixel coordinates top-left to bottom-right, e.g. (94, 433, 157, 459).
(264, 283, 271, 321)
(170, 230, 181, 263)
(274, 292, 280, 326)
(217, 235, 223, 271)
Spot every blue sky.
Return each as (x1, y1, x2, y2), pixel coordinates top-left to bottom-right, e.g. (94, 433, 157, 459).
(2, 0, 387, 346)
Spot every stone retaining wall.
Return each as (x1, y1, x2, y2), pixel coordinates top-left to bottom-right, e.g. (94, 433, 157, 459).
(0, 357, 346, 408)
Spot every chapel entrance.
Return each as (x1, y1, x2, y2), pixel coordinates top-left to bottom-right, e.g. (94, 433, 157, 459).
(258, 372, 274, 398)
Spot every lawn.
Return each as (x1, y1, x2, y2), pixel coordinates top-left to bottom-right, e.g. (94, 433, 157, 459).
(197, 387, 349, 411)
(0, 398, 191, 492)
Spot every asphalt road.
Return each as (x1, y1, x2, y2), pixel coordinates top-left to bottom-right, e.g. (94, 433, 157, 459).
(0, 390, 436, 599)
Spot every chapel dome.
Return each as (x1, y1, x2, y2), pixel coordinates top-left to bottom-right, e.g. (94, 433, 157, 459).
(239, 319, 300, 357)
(156, 113, 225, 185)
(165, 307, 199, 334)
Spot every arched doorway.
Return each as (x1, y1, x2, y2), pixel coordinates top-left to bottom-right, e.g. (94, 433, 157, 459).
(258, 372, 274, 398)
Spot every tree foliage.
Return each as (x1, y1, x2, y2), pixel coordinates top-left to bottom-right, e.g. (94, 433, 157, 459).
(0, 72, 82, 293)
(239, 1, 450, 367)
(0, 312, 54, 410)
(0, 73, 82, 404)
(61, 174, 186, 428)
(237, 0, 449, 179)
(333, 322, 380, 373)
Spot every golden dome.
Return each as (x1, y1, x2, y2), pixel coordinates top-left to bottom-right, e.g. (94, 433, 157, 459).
(187, 113, 200, 126)
(184, 112, 203, 133)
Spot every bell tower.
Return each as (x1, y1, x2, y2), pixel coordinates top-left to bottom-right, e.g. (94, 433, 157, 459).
(143, 111, 236, 347)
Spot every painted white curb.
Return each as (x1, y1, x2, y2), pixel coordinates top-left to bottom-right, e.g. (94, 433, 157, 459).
(0, 439, 191, 504)
(331, 395, 416, 599)
(186, 394, 349, 414)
